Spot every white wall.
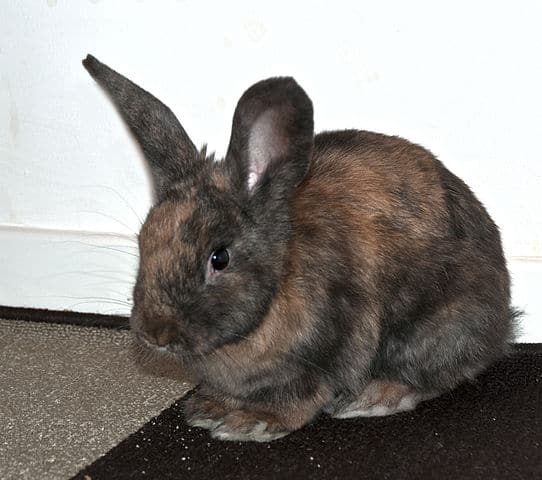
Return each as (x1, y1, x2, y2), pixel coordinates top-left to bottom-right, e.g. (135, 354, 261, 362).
(1, 1, 540, 341)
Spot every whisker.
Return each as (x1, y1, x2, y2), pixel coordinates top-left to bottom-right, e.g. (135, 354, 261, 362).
(101, 307, 133, 316)
(84, 280, 134, 290)
(91, 184, 145, 226)
(107, 288, 133, 299)
(50, 240, 139, 258)
(63, 300, 131, 311)
(36, 294, 133, 306)
(78, 231, 138, 245)
(88, 245, 138, 257)
(36, 270, 135, 282)
(73, 184, 148, 229)
(79, 210, 139, 235)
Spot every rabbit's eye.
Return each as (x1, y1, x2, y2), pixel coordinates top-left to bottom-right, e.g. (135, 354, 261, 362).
(211, 248, 229, 271)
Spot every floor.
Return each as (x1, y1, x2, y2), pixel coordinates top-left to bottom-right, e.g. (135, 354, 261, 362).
(1, 315, 541, 479)
(0, 319, 192, 479)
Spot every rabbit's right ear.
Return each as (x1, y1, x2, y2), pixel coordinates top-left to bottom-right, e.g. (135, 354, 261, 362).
(82, 55, 199, 200)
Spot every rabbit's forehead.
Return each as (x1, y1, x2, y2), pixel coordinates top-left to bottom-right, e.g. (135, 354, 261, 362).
(139, 193, 233, 259)
(140, 198, 196, 247)
(138, 198, 201, 283)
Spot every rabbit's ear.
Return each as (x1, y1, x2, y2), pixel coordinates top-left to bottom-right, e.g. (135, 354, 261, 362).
(83, 55, 198, 200)
(225, 77, 314, 198)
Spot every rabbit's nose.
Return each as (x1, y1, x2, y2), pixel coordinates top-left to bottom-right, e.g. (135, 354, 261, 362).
(137, 328, 177, 348)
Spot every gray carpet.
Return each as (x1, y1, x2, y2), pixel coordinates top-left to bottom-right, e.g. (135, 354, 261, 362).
(3, 315, 541, 479)
(0, 319, 193, 480)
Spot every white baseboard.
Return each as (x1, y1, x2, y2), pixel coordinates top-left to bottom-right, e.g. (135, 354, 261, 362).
(0, 225, 137, 317)
(0, 225, 540, 342)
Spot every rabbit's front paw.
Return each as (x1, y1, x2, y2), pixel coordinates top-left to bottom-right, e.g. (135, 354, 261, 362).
(210, 410, 291, 442)
(183, 392, 231, 430)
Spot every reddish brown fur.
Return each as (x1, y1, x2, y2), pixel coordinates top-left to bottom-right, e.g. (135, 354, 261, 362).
(85, 56, 515, 442)
(205, 133, 450, 400)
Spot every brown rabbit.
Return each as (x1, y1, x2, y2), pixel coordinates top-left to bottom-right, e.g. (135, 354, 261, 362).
(83, 54, 518, 442)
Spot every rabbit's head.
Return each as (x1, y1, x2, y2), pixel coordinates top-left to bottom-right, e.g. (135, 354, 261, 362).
(83, 55, 313, 357)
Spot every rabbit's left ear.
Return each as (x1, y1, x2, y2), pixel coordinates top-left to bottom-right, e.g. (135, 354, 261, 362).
(225, 77, 314, 197)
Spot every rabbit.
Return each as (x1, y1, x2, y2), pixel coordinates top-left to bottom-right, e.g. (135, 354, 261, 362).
(82, 54, 518, 442)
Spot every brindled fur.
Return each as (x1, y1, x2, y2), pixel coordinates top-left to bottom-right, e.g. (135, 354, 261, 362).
(83, 54, 518, 442)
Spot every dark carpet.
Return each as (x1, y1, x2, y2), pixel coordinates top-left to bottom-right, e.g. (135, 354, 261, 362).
(73, 344, 541, 480)
(0, 305, 129, 330)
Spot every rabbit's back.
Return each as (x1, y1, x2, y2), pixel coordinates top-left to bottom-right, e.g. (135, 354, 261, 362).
(290, 130, 454, 287)
(292, 129, 505, 272)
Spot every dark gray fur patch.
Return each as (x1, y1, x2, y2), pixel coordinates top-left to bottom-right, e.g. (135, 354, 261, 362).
(84, 56, 518, 439)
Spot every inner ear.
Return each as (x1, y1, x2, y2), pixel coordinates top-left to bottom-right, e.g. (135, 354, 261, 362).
(225, 77, 314, 196)
(247, 107, 292, 190)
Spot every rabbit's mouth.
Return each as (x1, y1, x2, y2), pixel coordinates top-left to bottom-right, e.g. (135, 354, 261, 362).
(135, 331, 176, 353)
(132, 329, 201, 361)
